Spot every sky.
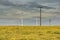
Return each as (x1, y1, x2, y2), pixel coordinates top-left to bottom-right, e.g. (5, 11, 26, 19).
(0, 0, 60, 26)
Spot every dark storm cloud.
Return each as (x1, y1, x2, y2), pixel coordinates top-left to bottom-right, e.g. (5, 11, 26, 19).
(0, 0, 55, 10)
(46, 0, 60, 3)
(34, 0, 60, 3)
(0, 0, 59, 19)
(27, 2, 55, 9)
(0, 0, 14, 6)
(0, 0, 60, 25)
(34, 0, 60, 8)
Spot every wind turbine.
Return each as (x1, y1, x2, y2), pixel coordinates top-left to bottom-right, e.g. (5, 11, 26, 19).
(28, 2, 55, 26)
(20, 12, 24, 26)
(37, 5, 54, 26)
(49, 18, 51, 25)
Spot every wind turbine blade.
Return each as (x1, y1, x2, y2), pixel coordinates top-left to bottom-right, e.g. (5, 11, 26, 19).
(37, 5, 55, 9)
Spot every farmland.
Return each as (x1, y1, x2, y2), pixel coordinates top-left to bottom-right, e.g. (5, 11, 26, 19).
(0, 26, 60, 40)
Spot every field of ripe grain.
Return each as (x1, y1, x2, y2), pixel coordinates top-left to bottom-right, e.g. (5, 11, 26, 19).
(0, 26, 60, 40)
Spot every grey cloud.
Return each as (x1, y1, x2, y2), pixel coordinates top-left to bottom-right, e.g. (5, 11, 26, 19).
(34, 0, 60, 3)
(51, 11, 60, 14)
(0, 0, 13, 6)
(28, 2, 55, 9)
(0, 0, 58, 19)
(33, 0, 60, 9)
(0, 0, 55, 10)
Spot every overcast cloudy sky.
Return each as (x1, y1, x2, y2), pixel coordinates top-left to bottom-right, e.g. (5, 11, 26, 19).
(0, 0, 60, 26)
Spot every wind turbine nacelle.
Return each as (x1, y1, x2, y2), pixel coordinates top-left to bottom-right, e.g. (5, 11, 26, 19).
(37, 5, 55, 9)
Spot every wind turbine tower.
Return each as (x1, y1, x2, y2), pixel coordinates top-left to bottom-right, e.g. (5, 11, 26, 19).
(20, 12, 24, 26)
(37, 6, 54, 26)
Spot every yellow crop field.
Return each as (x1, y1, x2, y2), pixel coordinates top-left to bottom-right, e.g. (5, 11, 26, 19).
(0, 26, 60, 40)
